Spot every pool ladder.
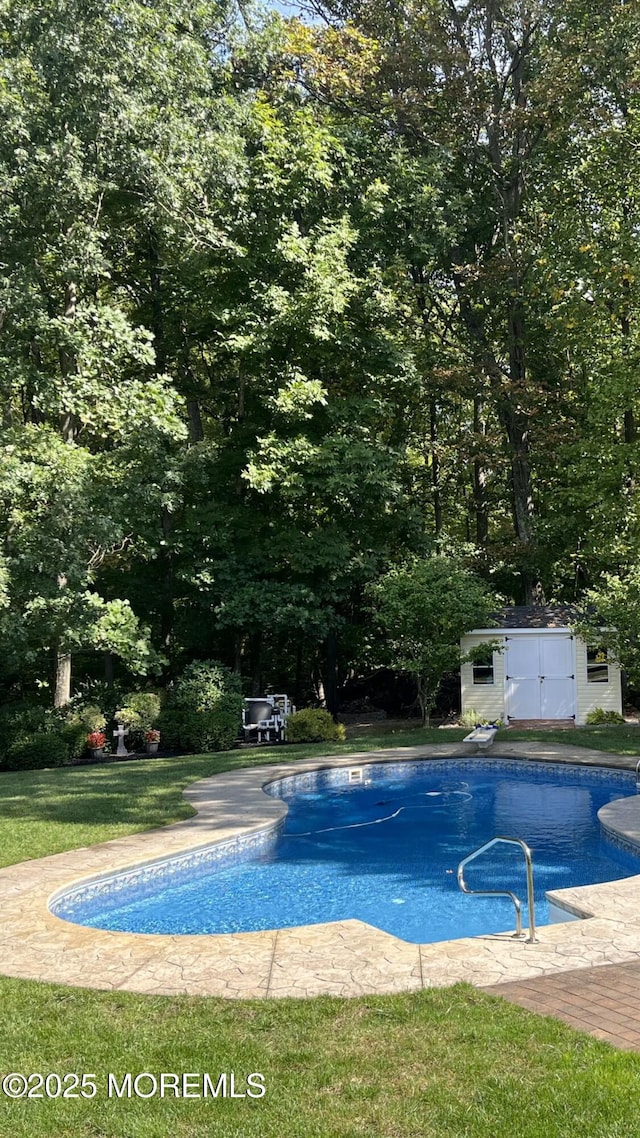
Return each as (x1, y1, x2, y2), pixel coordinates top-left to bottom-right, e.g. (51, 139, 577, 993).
(457, 836, 538, 944)
(635, 758, 640, 791)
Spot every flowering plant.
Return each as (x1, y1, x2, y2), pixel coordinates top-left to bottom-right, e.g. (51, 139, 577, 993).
(145, 729, 161, 743)
(87, 731, 106, 748)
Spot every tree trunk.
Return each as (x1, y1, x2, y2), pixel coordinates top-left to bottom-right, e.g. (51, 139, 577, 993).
(324, 629, 339, 718)
(187, 399, 204, 444)
(472, 396, 489, 548)
(454, 283, 536, 592)
(233, 633, 245, 675)
(429, 398, 442, 539)
(54, 652, 72, 708)
(148, 229, 165, 372)
(158, 507, 175, 649)
(294, 641, 303, 708)
(60, 281, 80, 442)
(417, 678, 429, 726)
(250, 631, 262, 696)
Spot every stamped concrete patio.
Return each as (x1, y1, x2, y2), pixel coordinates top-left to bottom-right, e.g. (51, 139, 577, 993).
(2, 742, 640, 1000)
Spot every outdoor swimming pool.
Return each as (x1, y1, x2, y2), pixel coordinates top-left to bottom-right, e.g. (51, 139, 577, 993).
(51, 759, 640, 944)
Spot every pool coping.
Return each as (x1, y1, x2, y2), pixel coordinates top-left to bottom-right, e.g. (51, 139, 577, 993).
(2, 741, 640, 999)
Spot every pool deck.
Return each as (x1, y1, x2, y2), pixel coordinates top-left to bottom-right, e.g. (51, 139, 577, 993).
(2, 741, 640, 1001)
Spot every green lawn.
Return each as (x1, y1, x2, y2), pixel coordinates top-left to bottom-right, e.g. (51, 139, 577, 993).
(2, 727, 640, 1137)
(0, 728, 467, 868)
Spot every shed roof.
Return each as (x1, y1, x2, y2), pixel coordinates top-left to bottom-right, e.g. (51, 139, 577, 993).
(489, 605, 580, 629)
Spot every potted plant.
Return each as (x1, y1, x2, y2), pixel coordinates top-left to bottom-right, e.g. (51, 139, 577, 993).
(87, 730, 107, 759)
(145, 729, 161, 755)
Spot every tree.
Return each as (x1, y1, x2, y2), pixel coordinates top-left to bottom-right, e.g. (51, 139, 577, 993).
(579, 572, 640, 690)
(285, 0, 640, 603)
(0, 0, 235, 702)
(367, 555, 498, 722)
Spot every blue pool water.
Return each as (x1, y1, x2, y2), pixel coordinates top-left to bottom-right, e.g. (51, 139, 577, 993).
(52, 759, 640, 944)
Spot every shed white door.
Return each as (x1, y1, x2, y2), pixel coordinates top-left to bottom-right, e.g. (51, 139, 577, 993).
(505, 635, 575, 720)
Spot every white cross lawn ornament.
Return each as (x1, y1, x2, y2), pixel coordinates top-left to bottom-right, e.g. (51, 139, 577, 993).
(113, 723, 129, 757)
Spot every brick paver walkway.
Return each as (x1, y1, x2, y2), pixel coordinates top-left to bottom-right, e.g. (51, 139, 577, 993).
(486, 961, 640, 1051)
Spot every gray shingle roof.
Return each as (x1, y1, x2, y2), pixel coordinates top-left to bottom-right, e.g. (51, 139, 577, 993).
(489, 605, 580, 629)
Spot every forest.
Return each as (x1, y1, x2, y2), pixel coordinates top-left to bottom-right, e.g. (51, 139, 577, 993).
(1, 0, 639, 734)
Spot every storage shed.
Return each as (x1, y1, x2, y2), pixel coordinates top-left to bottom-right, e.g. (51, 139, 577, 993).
(460, 606, 622, 726)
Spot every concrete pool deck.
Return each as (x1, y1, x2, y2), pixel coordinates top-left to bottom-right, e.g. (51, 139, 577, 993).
(2, 741, 640, 999)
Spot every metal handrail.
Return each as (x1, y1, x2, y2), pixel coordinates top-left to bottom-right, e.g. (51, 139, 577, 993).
(635, 758, 640, 791)
(457, 836, 538, 943)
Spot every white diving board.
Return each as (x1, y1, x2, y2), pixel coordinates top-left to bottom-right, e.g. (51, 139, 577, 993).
(462, 726, 498, 751)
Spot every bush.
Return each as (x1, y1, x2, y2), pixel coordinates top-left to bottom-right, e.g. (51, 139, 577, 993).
(0, 699, 52, 760)
(68, 679, 130, 728)
(73, 704, 107, 732)
(458, 708, 481, 728)
(285, 709, 346, 744)
(60, 719, 91, 761)
(58, 704, 107, 760)
(158, 661, 242, 753)
(4, 733, 69, 771)
(585, 708, 625, 725)
(457, 709, 503, 728)
(115, 691, 162, 730)
(115, 691, 163, 752)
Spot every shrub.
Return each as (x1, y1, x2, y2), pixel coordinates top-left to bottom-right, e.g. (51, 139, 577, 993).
(67, 679, 130, 728)
(115, 691, 163, 752)
(74, 704, 107, 732)
(60, 719, 90, 761)
(0, 699, 52, 760)
(115, 691, 162, 731)
(159, 661, 242, 753)
(285, 709, 346, 744)
(4, 733, 69, 771)
(585, 708, 625, 725)
(458, 708, 481, 728)
(56, 704, 107, 760)
(458, 709, 503, 728)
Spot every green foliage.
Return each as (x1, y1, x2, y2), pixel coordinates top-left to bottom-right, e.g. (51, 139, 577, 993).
(0, 698, 108, 763)
(1, 0, 640, 715)
(0, 699, 56, 761)
(368, 556, 498, 722)
(115, 690, 163, 751)
(115, 692, 162, 731)
(159, 661, 243, 753)
(285, 708, 346, 743)
(60, 720, 90, 762)
(70, 705, 107, 733)
(585, 708, 625, 725)
(458, 708, 482, 728)
(4, 733, 69, 771)
(60, 704, 107, 759)
(458, 712, 503, 728)
(580, 572, 640, 687)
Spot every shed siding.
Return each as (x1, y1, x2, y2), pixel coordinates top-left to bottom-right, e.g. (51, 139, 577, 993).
(460, 630, 622, 724)
(460, 633, 506, 722)
(574, 639, 622, 724)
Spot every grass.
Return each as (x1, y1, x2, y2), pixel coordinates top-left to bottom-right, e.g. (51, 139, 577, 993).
(2, 725, 640, 1136)
(0, 728, 466, 869)
(2, 979, 640, 1137)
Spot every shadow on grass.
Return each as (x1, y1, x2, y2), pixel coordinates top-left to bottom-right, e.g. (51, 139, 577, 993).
(0, 729, 466, 831)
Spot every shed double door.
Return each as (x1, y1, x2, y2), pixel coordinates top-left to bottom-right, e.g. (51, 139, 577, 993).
(505, 635, 575, 720)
